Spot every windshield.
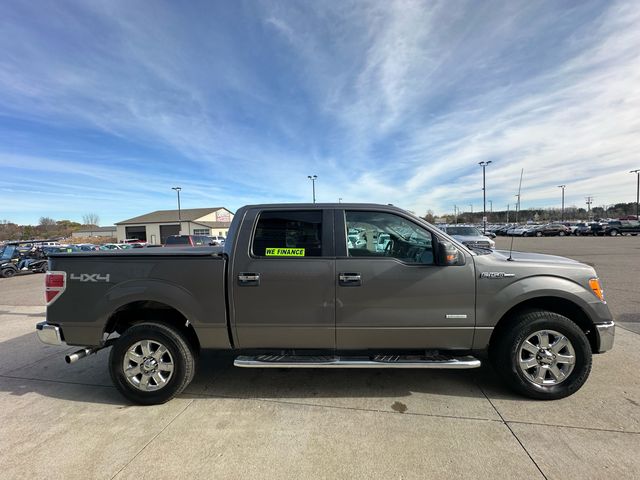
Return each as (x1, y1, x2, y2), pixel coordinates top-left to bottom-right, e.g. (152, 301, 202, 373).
(446, 226, 481, 236)
(0, 245, 17, 261)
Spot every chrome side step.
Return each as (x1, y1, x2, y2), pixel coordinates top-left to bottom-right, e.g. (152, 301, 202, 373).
(234, 354, 481, 369)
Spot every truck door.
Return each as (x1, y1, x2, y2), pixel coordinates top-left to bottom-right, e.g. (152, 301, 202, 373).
(335, 209, 476, 350)
(230, 208, 335, 349)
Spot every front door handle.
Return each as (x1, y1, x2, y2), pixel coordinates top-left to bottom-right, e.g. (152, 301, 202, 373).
(238, 272, 260, 286)
(339, 273, 362, 286)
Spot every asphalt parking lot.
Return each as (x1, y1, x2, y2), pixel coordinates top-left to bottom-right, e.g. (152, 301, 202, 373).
(0, 237, 639, 479)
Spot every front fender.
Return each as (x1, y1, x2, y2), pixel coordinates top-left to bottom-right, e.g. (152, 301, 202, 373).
(476, 275, 608, 330)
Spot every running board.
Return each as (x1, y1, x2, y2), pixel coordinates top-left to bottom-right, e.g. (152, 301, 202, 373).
(234, 354, 481, 369)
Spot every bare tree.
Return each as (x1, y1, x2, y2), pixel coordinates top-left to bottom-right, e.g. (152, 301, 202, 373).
(82, 213, 100, 226)
(422, 210, 436, 223)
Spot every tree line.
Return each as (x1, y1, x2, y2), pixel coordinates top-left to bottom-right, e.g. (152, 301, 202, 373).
(0, 213, 100, 241)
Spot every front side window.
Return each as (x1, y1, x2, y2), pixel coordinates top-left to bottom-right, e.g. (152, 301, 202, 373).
(253, 210, 322, 257)
(345, 211, 434, 264)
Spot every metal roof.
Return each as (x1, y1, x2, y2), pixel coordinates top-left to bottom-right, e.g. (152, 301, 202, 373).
(116, 208, 231, 225)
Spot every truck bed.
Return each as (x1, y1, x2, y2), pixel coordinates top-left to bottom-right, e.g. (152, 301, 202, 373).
(46, 247, 230, 349)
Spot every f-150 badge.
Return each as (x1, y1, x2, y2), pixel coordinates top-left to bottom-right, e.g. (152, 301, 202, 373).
(70, 273, 110, 282)
(480, 272, 515, 279)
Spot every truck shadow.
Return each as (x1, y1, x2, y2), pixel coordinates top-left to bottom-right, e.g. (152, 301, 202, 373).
(182, 351, 519, 403)
(0, 334, 522, 405)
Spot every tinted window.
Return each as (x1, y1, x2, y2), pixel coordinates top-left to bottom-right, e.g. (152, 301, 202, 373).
(253, 211, 322, 257)
(345, 211, 434, 264)
(192, 236, 206, 246)
(165, 236, 190, 245)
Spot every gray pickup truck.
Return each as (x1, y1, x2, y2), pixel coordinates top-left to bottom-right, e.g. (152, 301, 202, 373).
(37, 203, 614, 405)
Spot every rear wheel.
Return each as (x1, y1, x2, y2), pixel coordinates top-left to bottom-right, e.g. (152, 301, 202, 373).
(109, 322, 196, 405)
(490, 310, 592, 400)
(609, 229, 619, 237)
(559, 231, 566, 236)
(536, 231, 543, 237)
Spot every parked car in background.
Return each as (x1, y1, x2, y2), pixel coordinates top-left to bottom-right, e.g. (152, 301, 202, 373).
(164, 235, 216, 247)
(441, 226, 495, 249)
(100, 244, 124, 250)
(76, 244, 100, 251)
(208, 236, 226, 246)
(506, 225, 531, 236)
(525, 224, 570, 237)
(598, 220, 640, 236)
(575, 223, 597, 236)
(563, 223, 580, 235)
(493, 224, 515, 236)
(43, 245, 79, 254)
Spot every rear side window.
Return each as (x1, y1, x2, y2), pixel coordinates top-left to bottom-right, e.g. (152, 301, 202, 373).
(252, 211, 322, 257)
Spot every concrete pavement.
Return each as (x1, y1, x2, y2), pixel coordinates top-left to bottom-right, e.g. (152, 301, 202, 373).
(0, 237, 639, 479)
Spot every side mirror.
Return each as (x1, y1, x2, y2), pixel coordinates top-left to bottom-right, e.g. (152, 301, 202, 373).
(437, 239, 463, 266)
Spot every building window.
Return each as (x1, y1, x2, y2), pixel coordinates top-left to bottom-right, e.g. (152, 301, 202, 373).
(193, 228, 210, 235)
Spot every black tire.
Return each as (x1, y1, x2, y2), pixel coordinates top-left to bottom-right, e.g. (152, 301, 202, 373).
(490, 310, 592, 400)
(609, 229, 619, 237)
(109, 322, 196, 405)
(559, 231, 566, 236)
(536, 231, 543, 237)
(1, 268, 17, 278)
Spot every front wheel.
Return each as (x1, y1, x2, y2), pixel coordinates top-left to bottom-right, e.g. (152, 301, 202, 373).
(559, 231, 566, 236)
(109, 322, 196, 405)
(609, 230, 619, 237)
(1, 268, 17, 278)
(490, 310, 592, 400)
(536, 231, 543, 237)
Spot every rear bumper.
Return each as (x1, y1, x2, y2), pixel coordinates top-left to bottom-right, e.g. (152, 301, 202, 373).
(594, 321, 615, 353)
(36, 322, 63, 346)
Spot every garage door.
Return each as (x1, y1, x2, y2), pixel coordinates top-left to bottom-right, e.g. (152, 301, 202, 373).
(125, 226, 147, 242)
(160, 224, 180, 244)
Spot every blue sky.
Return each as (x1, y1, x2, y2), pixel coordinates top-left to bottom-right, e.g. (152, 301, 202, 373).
(1, 0, 639, 225)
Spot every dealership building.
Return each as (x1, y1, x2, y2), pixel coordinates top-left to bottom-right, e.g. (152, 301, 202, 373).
(116, 207, 234, 244)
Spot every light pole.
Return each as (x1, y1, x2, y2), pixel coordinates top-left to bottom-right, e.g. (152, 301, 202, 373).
(307, 175, 317, 203)
(171, 187, 182, 233)
(558, 185, 566, 222)
(631, 170, 640, 220)
(338, 197, 342, 204)
(479, 161, 492, 233)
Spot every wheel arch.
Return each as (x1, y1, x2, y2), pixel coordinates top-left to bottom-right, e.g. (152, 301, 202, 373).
(105, 300, 201, 355)
(489, 296, 598, 353)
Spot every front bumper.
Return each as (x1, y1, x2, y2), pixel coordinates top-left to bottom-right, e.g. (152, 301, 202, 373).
(36, 322, 63, 346)
(594, 321, 615, 353)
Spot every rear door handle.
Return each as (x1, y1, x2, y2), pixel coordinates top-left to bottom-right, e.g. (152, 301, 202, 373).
(339, 273, 362, 286)
(238, 272, 260, 286)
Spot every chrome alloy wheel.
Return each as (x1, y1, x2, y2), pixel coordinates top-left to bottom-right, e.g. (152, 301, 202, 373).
(123, 340, 174, 391)
(518, 330, 576, 386)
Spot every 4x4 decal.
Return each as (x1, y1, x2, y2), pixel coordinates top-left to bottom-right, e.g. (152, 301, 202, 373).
(69, 273, 110, 282)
